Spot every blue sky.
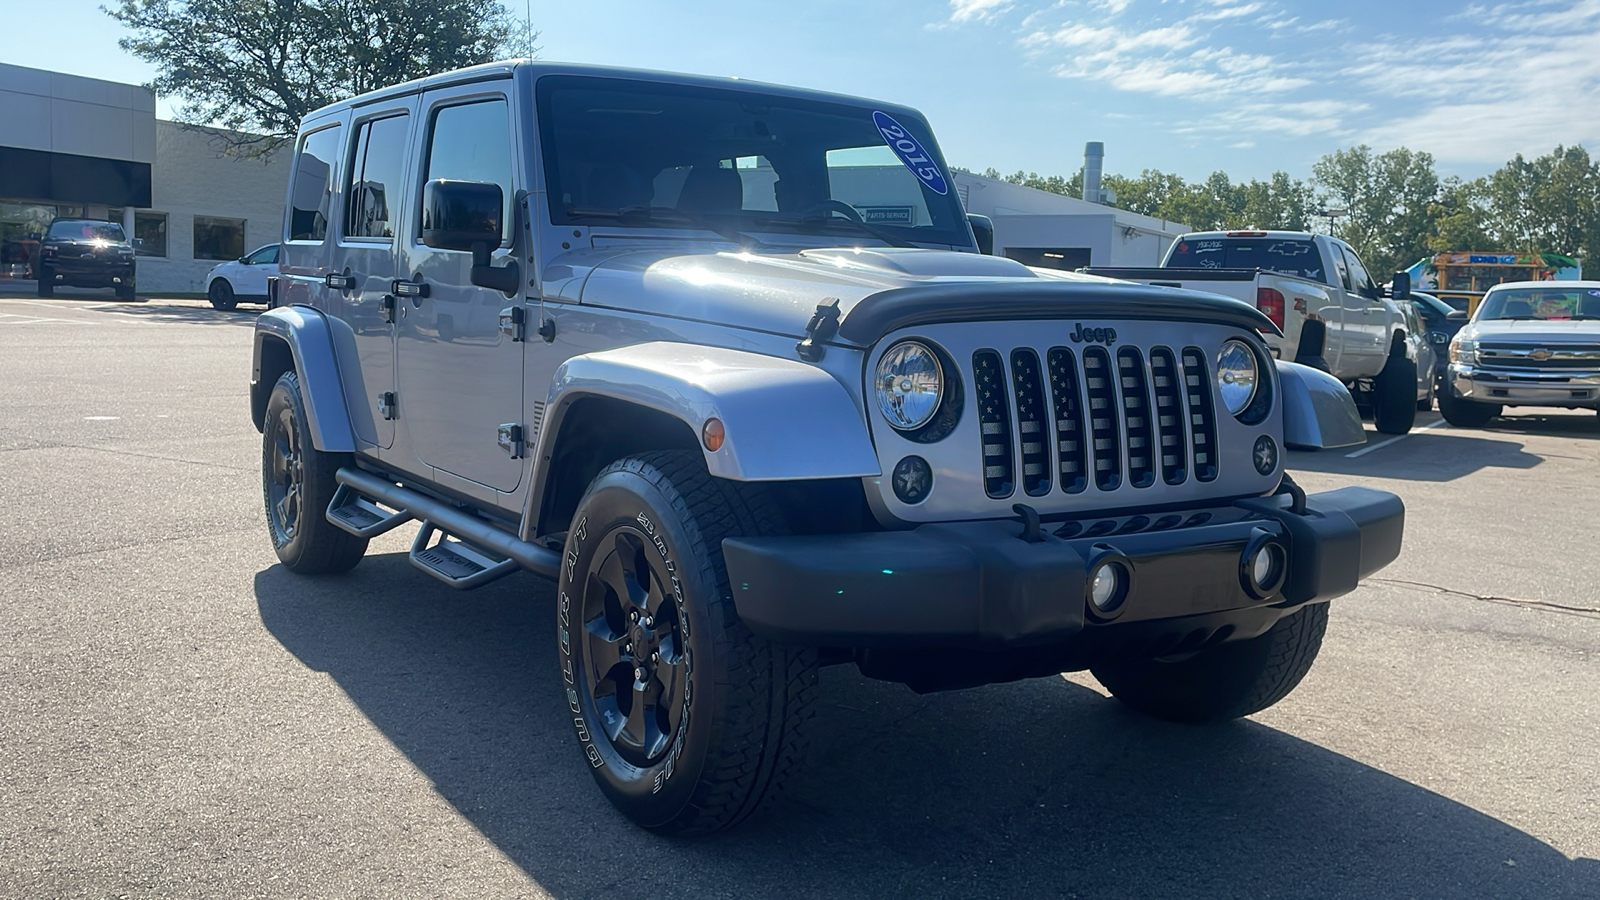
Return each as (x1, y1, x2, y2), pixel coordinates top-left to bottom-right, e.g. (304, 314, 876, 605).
(11, 0, 1600, 184)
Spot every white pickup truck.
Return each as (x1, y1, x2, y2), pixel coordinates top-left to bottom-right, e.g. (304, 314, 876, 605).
(1086, 230, 1424, 434)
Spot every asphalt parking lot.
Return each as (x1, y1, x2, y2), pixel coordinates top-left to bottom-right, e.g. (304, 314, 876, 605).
(2, 295, 1597, 899)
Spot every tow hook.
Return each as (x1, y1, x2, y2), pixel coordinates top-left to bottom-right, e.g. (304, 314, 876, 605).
(1013, 503, 1045, 543)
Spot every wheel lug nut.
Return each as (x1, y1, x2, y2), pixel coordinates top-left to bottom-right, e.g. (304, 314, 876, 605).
(634, 667, 646, 681)
(630, 610, 640, 622)
(643, 616, 654, 628)
(651, 651, 660, 662)
(623, 643, 632, 654)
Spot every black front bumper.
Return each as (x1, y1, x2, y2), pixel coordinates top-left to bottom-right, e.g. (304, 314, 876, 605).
(42, 258, 134, 287)
(723, 486, 1403, 648)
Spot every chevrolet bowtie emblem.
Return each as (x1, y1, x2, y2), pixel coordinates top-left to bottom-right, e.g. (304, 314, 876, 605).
(1529, 348, 1554, 361)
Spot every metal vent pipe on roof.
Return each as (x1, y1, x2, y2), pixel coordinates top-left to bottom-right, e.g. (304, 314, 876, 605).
(1083, 142, 1104, 205)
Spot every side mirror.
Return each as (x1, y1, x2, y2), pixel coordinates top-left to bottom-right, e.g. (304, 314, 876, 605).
(1389, 272, 1411, 300)
(421, 178, 519, 294)
(1446, 310, 1468, 324)
(1426, 330, 1448, 344)
(967, 214, 995, 256)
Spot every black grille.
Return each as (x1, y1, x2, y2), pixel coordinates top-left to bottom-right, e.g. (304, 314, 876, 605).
(1118, 348, 1155, 489)
(1010, 349, 1051, 496)
(969, 342, 1222, 499)
(1149, 348, 1187, 485)
(1181, 346, 1219, 482)
(973, 350, 1014, 498)
(1046, 348, 1088, 493)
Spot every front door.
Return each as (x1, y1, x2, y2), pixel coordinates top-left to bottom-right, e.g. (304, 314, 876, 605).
(396, 84, 526, 492)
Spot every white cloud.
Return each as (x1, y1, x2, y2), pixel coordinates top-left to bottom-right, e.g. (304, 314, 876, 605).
(949, 0, 1014, 23)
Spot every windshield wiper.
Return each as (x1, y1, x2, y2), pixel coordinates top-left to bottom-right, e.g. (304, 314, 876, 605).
(756, 214, 918, 249)
(567, 206, 772, 251)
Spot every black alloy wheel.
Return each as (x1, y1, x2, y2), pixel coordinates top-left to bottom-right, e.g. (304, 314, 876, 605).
(267, 402, 306, 542)
(578, 529, 688, 766)
(261, 370, 367, 573)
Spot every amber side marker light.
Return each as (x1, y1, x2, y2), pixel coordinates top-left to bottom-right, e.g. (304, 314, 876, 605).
(702, 418, 726, 452)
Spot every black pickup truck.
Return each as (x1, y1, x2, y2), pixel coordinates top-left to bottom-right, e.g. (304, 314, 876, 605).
(31, 219, 138, 300)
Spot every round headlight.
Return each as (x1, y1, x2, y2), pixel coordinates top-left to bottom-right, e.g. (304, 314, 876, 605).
(1216, 339, 1259, 417)
(875, 341, 945, 431)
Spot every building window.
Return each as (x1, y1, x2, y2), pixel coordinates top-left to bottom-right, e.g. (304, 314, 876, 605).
(134, 212, 167, 257)
(194, 216, 245, 261)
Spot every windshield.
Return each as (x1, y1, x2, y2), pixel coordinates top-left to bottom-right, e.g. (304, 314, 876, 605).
(536, 75, 972, 247)
(1477, 287, 1600, 321)
(47, 220, 127, 242)
(1166, 237, 1325, 283)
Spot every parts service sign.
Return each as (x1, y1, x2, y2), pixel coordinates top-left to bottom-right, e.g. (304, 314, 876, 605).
(873, 111, 948, 196)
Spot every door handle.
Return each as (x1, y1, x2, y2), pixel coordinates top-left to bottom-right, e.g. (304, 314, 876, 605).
(393, 278, 430, 302)
(324, 272, 356, 290)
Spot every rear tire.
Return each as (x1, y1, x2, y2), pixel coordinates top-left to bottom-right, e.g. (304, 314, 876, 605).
(1092, 603, 1328, 723)
(262, 370, 368, 574)
(1438, 388, 1500, 428)
(558, 450, 817, 834)
(209, 279, 238, 311)
(1373, 351, 1417, 435)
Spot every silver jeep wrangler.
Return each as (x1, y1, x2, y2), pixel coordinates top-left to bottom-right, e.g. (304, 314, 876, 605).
(250, 61, 1404, 834)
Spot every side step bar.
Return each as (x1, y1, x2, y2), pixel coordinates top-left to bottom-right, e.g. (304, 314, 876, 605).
(326, 483, 414, 538)
(333, 467, 562, 585)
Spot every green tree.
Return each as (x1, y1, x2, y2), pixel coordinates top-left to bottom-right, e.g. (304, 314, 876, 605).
(1312, 145, 1440, 277)
(1480, 146, 1600, 267)
(1425, 176, 1492, 255)
(107, 0, 536, 153)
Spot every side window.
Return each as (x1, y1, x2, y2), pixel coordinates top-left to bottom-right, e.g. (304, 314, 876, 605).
(345, 113, 411, 240)
(1331, 245, 1352, 291)
(288, 125, 342, 242)
(422, 100, 513, 242)
(1343, 247, 1375, 298)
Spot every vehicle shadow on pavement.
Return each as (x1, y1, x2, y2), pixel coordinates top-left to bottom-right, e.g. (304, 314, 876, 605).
(1288, 430, 1545, 481)
(96, 303, 262, 326)
(255, 556, 1598, 900)
(1478, 415, 1600, 441)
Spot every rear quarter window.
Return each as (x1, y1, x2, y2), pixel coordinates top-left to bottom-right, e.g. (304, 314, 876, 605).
(1167, 238, 1326, 283)
(288, 124, 343, 242)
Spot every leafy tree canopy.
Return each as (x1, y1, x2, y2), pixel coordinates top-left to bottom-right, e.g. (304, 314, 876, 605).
(107, 0, 536, 153)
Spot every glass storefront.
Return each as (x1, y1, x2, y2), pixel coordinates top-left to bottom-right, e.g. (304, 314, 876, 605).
(1, 200, 86, 278)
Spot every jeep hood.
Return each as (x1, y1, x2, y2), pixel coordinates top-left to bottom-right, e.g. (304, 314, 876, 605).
(560, 247, 1274, 343)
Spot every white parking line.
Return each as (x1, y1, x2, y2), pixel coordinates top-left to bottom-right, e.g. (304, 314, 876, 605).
(1345, 418, 1449, 458)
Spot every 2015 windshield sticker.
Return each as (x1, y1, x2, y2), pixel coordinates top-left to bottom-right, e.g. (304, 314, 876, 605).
(873, 111, 948, 196)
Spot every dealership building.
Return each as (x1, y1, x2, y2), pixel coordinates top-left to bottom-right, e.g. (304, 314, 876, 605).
(0, 62, 287, 294)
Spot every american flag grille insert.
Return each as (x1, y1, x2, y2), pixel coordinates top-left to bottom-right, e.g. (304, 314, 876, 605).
(1010, 349, 1052, 496)
(973, 350, 1015, 498)
(1149, 348, 1188, 485)
(967, 342, 1221, 500)
(1046, 347, 1088, 494)
(1117, 347, 1156, 489)
(1082, 347, 1122, 491)
(1181, 346, 1219, 482)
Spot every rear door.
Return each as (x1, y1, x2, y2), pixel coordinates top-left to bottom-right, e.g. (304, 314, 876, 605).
(395, 83, 526, 492)
(333, 100, 418, 451)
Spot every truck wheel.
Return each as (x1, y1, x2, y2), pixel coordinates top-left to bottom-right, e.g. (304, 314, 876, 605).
(1372, 351, 1417, 435)
(262, 370, 368, 574)
(208, 279, 237, 311)
(558, 450, 817, 834)
(116, 279, 136, 302)
(1438, 388, 1500, 428)
(37, 264, 53, 297)
(1092, 602, 1328, 723)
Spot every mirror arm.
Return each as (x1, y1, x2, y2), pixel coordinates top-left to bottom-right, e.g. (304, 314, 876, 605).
(469, 240, 521, 294)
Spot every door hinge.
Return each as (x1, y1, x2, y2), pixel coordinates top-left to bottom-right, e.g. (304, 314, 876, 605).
(499, 305, 526, 342)
(497, 423, 524, 458)
(378, 392, 397, 420)
(379, 293, 396, 323)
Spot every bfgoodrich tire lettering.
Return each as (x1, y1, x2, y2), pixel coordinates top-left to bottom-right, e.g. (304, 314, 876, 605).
(1091, 602, 1328, 723)
(262, 370, 368, 574)
(558, 450, 817, 834)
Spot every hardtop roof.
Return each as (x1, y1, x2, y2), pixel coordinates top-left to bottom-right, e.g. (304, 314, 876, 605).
(298, 59, 927, 129)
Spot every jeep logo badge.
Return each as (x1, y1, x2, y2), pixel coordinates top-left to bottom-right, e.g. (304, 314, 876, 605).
(1069, 323, 1117, 346)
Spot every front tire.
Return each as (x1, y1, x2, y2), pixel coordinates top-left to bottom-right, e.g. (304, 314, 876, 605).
(558, 450, 817, 834)
(1438, 388, 1500, 428)
(1372, 351, 1417, 435)
(1092, 603, 1328, 723)
(209, 279, 238, 311)
(116, 278, 136, 302)
(37, 263, 53, 297)
(262, 370, 368, 574)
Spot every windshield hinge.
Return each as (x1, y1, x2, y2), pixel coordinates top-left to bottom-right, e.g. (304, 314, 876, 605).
(795, 297, 842, 362)
(497, 423, 524, 458)
(499, 305, 526, 342)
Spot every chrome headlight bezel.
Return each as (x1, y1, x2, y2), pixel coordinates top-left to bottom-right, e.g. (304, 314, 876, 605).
(1216, 338, 1260, 417)
(1449, 335, 1477, 364)
(875, 340, 946, 432)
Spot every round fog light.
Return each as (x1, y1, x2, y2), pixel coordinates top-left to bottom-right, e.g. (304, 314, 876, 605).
(1251, 545, 1278, 586)
(1089, 562, 1126, 613)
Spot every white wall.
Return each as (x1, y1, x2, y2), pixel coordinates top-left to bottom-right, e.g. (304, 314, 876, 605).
(136, 122, 288, 293)
(954, 170, 1189, 268)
